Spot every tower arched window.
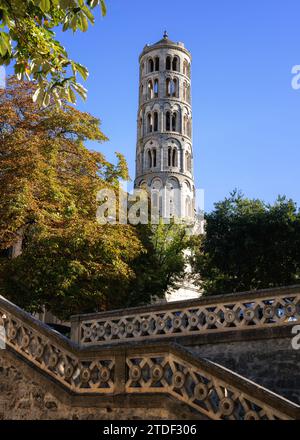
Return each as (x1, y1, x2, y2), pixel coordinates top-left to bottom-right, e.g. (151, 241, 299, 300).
(148, 58, 154, 73)
(183, 82, 187, 101)
(171, 78, 177, 97)
(172, 113, 177, 132)
(187, 84, 191, 102)
(155, 57, 160, 71)
(172, 56, 179, 72)
(168, 147, 172, 167)
(183, 60, 188, 76)
(154, 79, 159, 98)
(153, 148, 157, 167)
(147, 80, 154, 100)
(148, 150, 152, 168)
(172, 148, 177, 167)
(139, 117, 143, 137)
(185, 152, 192, 172)
(147, 113, 153, 133)
(153, 112, 158, 132)
(166, 56, 171, 70)
(166, 111, 171, 131)
(187, 119, 192, 138)
(184, 115, 189, 136)
(166, 78, 171, 97)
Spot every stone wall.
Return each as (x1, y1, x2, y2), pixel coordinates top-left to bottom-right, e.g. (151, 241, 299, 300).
(0, 349, 203, 420)
(187, 334, 300, 405)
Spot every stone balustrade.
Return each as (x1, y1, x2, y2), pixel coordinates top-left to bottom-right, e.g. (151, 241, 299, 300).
(70, 285, 300, 346)
(0, 293, 299, 420)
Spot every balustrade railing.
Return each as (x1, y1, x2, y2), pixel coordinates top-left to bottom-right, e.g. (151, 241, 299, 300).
(0, 294, 299, 420)
(71, 285, 300, 346)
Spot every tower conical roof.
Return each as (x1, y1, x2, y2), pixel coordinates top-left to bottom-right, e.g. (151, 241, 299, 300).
(139, 32, 191, 60)
(153, 31, 177, 46)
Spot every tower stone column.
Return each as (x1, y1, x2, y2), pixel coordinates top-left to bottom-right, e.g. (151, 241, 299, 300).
(134, 33, 195, 220)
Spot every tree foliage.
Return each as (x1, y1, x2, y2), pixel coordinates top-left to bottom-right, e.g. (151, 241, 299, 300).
(191, 191, 300, 295)
(0, 0, 107, 105)
(0, 76, 144, 318)
(125, 221, 191, 307)
(0, 77, 189, 318)
(0, 76, 129, 249)
(2, 222, 143, 319)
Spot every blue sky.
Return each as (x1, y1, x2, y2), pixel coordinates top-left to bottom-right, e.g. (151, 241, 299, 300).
(15, 1, 300, 211)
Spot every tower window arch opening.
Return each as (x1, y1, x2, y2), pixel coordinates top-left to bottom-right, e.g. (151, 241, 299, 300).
(166, 78, 171, 97)
(155, 57, 160, 71)
(167, 147, 178, 167)
(172, 56, 179, 72)
(183, 59, 191, 77)
(187, 119, 192, 137)
(166, 111, 171, 131)
(154, 79, 159, 98)
(172, 113, 177, 132)
(147, 80, 154, 100)
(187, 84, 191, 102)
(166, 78, 178, 98)
(153, 112, 158, 132)
(183, 60, 188, 76)
(184, 115, 187, 135)
(172, 148, 177, 167)
(140, 84, 144, 101)
(147, 113, 153, 133)
(166, 56, 171, 70)
(148, 150, 152, 168)
(153, 148, 157, 167)
(171, 78, 177, 97)
(148, 58, 154, 73)
(183, 82, 187, 101)
(168, 147, 172, 167)
(139, 117, 143, 137)
(185, 151, 192, 172)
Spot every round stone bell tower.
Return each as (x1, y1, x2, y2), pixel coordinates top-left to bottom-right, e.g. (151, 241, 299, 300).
(134, 32, 195, 220)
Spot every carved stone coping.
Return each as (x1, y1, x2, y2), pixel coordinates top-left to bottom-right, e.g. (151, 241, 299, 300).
(0, 295, 299, 420)
(70, 285, 300, 346)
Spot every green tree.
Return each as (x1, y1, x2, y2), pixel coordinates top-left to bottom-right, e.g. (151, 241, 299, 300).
(0, 76, 190, 318)
(0, 76, 143, 318)
(125, 221, 191, 307)
(0, 0, 107, 105)
(1, 222, 143, 319)
(191, 191, 300, 295)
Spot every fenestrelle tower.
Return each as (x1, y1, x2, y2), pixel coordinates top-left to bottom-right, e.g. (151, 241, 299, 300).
(134, 32, 195, 219)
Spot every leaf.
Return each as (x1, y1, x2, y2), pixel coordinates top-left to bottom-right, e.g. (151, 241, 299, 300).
(0, 32, 11, 56)
(82, 5, 95, 23)
(73, 62, 88, 80)
(39, 0, 51, 13)
(32, 86, 42, 103)
(69, 86, 76, 103)
(80, 15, 88, 32)
(100, 0, 107, 16)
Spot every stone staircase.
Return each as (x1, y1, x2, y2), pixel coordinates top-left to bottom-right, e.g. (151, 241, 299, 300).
(0, 286, 300, 420)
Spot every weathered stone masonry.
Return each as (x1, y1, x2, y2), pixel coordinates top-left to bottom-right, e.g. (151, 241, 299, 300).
(0, 286, 300, 420)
